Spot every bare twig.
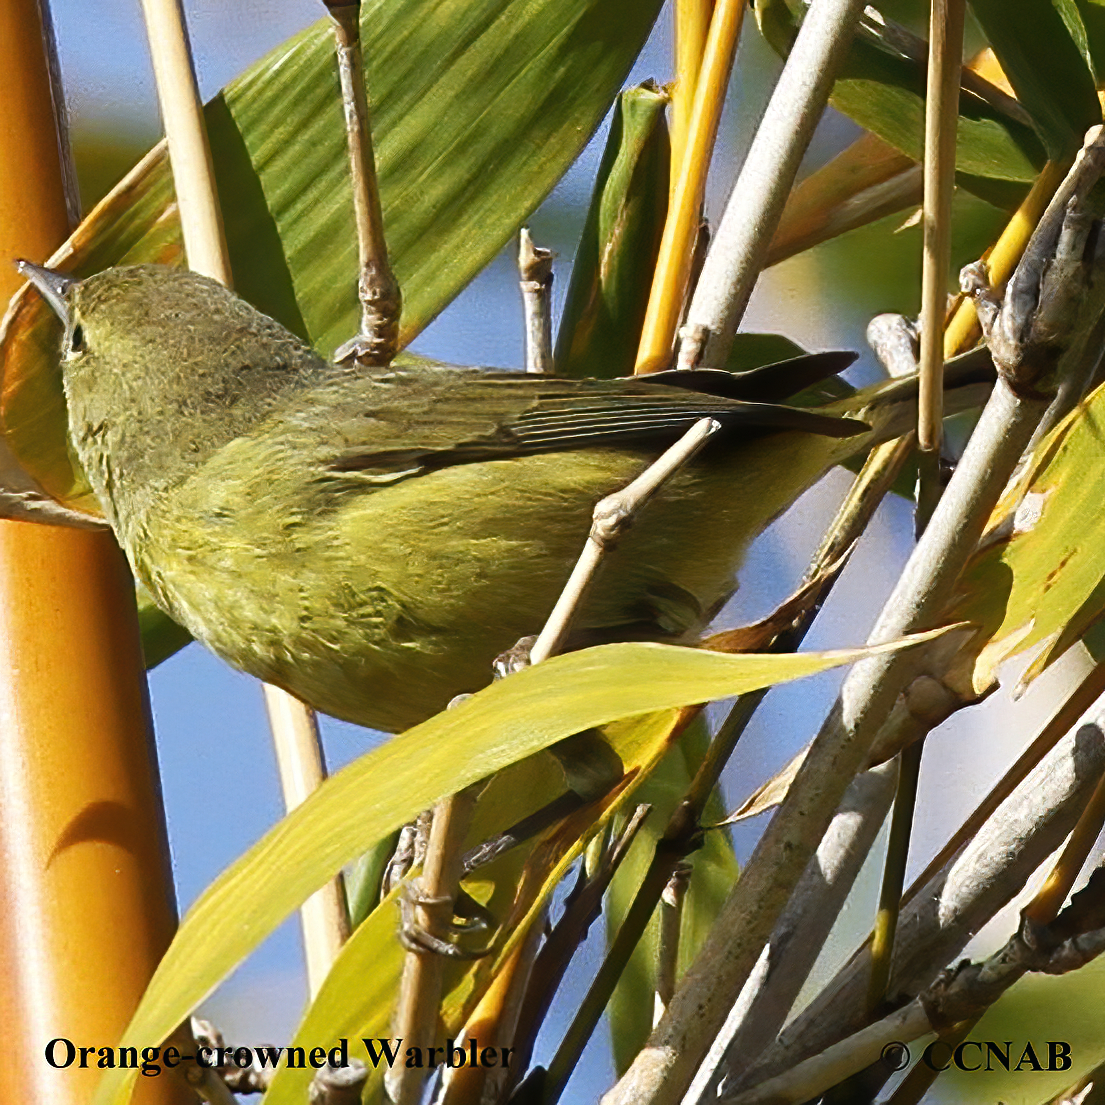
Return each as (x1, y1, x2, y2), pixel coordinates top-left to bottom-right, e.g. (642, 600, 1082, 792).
(262, 685, 350, 998)
(729, 717, 1105, 1092)
(528, 417, 720, 665)
(670, 0, 714, 191)
(511, 805, 653, 1103)
(519, 228, 554, 375)
(726, 885, 1105, 1105)
(677, 0, 867, 369)
(942, 159, 1069, 355)
(866, 740, 923, 1012)
(654, 862, 693, 1025)
(686, 760, 899, 1105)
(866, 314, 919, 379)
(880, 1014, 979, 1105)
(387, 786, 480, 1105)
(310, 1060, 369, 1105)
(917, 0, 966, 454)
(325, 1, 401, 366)
(1024, 758, 1105, 927)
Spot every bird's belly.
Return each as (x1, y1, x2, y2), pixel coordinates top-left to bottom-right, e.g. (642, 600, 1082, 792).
(134, 440, 828, 734)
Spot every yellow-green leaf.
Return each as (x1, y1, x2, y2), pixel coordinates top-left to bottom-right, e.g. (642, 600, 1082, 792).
(93, 635, 944, 1105)
(949, 382, 1105, 692)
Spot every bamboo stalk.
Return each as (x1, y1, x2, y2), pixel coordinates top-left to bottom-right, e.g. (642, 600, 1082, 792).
(138, 0, 345, 993)
(917, 0, 966, 456)
(387, 787, 479, 1105)
(654, 862, 692, 1024)
(519, 228, 554, 374)
(262, 685, 350, 998)
(634, 0, 744, 374)
(529, 417, 720, 663)
(1023, 761, 1105, 927)
(0, 3, 186, 1103)
(942, 160, 1068, 357)
(325, 0, 401, 366)
(670, 0, 714, 193)
(137, 0, 229, 284)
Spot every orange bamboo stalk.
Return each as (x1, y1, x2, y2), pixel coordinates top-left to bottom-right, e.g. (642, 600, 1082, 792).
(0, 2, 184, 1103)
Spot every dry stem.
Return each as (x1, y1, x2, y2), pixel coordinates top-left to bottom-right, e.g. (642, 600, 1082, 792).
(140, 0, 345, 999)
(138, 0, 229, 285)
(654, 862, 692, 1025)
(519, 228, 554, 375)
(387, 787, 479, 1105)
(732, 716, 1105, 1091)
(529, 417, 720, 665)
(326, 1, 401, 366)
(917, 0, 966, 453)
(262, 685, 350, 998)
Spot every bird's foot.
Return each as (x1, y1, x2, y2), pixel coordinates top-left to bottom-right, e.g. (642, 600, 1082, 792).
(397, 879, 493, 960)
(493, 634, 538, 678)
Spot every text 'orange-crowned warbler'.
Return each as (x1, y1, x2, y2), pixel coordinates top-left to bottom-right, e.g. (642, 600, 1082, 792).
(22, 262, 869, 733)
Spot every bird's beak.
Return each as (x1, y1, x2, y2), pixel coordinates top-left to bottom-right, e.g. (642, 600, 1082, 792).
(16, 260, 80, 327)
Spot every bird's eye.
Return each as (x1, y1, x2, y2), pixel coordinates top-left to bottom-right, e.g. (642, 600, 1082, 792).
(69, 324, 85, 354)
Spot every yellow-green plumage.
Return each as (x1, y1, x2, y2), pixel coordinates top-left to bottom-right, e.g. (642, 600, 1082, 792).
(44, 265, 888, 732)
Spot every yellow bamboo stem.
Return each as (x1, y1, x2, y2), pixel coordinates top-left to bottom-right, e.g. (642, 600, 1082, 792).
(635, 0, 744, 374)
(942, 160, 1068, 358)
(670, 0, 714, 197)
(0, 3, 186, 1103)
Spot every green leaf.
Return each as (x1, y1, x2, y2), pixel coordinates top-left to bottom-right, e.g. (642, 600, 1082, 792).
(949, 380, 1105, 693)
(725, 333, 808, 371)
(92, 635, 943, 1105)
(0, 0, 664, 514)
(971, 0, 1100, 160)
(606, 715, 738, 1074)
(1078, 0, 1105, 75)
(754, 0, 1045, 182)
(555, 83, 670, 380)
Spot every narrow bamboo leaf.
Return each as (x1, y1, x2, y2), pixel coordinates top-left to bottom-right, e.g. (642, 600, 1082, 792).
(0, 0, 664, 514)
(606, 715, 738, 1074)
(555, 84, 670, 380)
(766, 132, 922, 267)
(970, 0, 1099, 160)
(92, 635, 945, 1105)
(948, 380, 1105, 694)
(267, 710, 684, 1105)
(755, 0, 1044, 182)
(1078, 0, 1105, 74)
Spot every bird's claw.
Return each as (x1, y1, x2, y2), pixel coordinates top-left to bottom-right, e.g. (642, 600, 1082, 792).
(494, 635, 537, 679)
(397, 880, 492, 960)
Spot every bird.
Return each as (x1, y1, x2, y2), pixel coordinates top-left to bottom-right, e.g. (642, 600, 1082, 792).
(19, 261, 883, 734)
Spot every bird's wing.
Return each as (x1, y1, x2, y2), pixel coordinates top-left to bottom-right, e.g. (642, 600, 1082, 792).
(293, 366, 868, 482)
